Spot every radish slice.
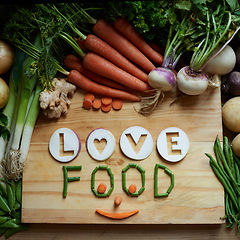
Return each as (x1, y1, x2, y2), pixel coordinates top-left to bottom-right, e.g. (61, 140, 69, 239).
(86, 128, 116, 161)
(157, 127, 189, 162)
(120, 126, 153, 160)
(49, 128, 81, 163)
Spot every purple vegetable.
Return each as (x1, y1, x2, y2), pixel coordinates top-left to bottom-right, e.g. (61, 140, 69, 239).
(226, 71, 240, 96)
(148, 67, 176, 91)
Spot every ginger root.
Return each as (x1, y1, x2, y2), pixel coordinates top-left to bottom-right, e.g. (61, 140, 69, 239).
(39, 78, 76, 118)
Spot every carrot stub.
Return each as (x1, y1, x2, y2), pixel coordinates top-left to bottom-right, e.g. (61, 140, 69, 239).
(97, 183, 107, 194)
(114, 196, 123, 206)
(112, 98, 123, 111)
(83, 99, 92, 109)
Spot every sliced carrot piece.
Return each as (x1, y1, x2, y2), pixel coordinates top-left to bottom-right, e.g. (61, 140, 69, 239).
(97, 183, 107, 194)
(96, 209, 139, 220)
(84, 93, 95, 102)
(83, 99, 92, 109)
(112, 98, 123, 111)
(114, 196, 122, 206)
(101, 97, 112, 105)
(92, 99, 102, 110)
(128, 184, 137, 194)
(101, 103, 112, 113)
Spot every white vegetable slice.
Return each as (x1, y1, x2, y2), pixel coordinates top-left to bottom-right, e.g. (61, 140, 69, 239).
(86, 128, 116, 161)
(157, 127, 189, 162)
(120, 126, 153, 160)
(49, 128, 81, 163)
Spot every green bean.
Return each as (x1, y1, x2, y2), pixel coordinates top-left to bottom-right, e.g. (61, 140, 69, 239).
(6, 184, 13, 211)
(154, 164, 174, 198)
(62, 165, 81, 198)
(122, 164, 130, 173)
(0, 210, 7, 216)
(215, 137, 240, 193)
(138, 187, 145, 195)
(0, 195, 10, 213)
(63, 166, 68, 198)
(16, 180, 22, 204)
(67, 177, 80, 182)
(0, 216, 10, 224)
(130, 192, 139, 197)
(13, 202, 21, 211)
(0, 183, 7, 198)
(137, 165, 146, 173)
(210, 161, 239, 210)
(5, 224, 29, 239)
(0, 220, 19, 229)
(91, 166, 114, 198)
(66, 166, 82, 171)
(11, 211, 21, 220)
(129, 163, 137, 168)
(0, 229, 6, 237)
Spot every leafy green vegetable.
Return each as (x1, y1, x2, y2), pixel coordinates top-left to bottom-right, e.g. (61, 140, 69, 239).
(0, 112, 10, 141)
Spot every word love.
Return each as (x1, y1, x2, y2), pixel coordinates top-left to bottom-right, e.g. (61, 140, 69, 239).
(49, 126, 189, 163)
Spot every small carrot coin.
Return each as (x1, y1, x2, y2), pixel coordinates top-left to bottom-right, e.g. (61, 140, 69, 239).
(101, 103, 112, 113)
(101, 97, 112, 105)
(128, 184, 137, 194)
(112, 98, 123, 110)
(114, 196, 122, 206)
(97, 183, 107, 194)
(92, 99, 102, 110)
(83, 99, 92, 109)
(84, 92, 95, 102)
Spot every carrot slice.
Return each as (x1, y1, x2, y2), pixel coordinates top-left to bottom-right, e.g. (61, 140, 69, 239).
(97, 183, 107, 194)
(84, 93, 95, 102)
(83, 99, 92, 109)
(114, 196, 123, 206)
(92, 99, 102, 110)
(101, 97, 112, 105)
(96, 209, 139, 220)
(101, 103, 112, 113)
(112, 98, 123, 111)
(128, 184, 137, 194)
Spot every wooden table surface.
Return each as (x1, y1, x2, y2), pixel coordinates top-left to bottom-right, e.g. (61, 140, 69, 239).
(1, 223, 239, 239)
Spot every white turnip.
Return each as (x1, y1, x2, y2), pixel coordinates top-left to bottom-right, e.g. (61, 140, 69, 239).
(0, 77, 9, 109)
(176, 66, 209, 95)
(203, 45, 236, 76)
(0, 40, 14, 74)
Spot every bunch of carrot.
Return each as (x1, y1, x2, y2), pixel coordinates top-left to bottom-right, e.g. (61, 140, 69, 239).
(63, 17, 164, 107)
(83, 93, 123, 113)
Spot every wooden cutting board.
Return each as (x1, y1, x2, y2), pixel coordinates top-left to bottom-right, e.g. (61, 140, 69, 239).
(22, 86, 224, 224)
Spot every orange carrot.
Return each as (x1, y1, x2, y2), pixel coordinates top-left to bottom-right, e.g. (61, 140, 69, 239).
(149, 42, 165, 56)
(67, 70, 140, 102)
(114, 196, 122, 206)
(128, 184, 137, 194)
(92, 99, 102, 110)
(96, 209, 139, 219)
(83, 99, 92, 109)
(97, 183, 107, 194)
(84, 93, 95, 102)
(93, 19, 155, 72)
(83, 52, 152, 92)
(112, 98, 123, 111)
(114, 17, 163, 66)
(64, 54, 125, 90)
(101, 97, 112, 106)
(101, 103, 112, 113)
(84, 34, 148, 82)
(77, 38, 89, 53)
